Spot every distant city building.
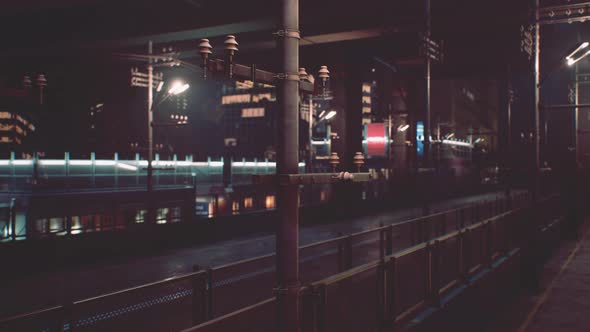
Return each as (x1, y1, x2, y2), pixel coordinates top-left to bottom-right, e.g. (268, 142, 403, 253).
(0, 75, 42, 149)
(220, 81, 278, 160)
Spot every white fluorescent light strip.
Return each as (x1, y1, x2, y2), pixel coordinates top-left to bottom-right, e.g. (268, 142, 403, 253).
(566, 42, 589, 60)
(0, 160, 9, 165)
(12, 160, 33, 165)
(95, 160, 116, 166)
(69, 160, 92, 166)
(442, 139, 473, 147)
(568, 49, 590, 66)
(116, 163, 138, 171)
(39, 160, 66, 166)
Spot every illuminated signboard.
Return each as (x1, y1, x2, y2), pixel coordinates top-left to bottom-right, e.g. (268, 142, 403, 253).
(417, 121, 424, 156)
(363, 123, 388, 157)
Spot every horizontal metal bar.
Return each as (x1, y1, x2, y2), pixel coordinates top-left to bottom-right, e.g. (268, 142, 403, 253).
(182, 298, 276, 331)
(208, 59, 314, 93)
(541, 103, 590, 109)
(540, 2, 590, 12)
(313, 260, 382, 286)
(539, 15, 590, 25)
(0, 305, 63, 324)
(252, 172, 373, 185)
(75, 270, 206, 305)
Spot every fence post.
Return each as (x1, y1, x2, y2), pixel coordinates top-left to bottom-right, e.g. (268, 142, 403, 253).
(346, 235, 353, 270)
(462, 228, 471, 283)
(58, 303, 72, 332)
(192, 265, 207, 325)
(337, 232, 345, 272)
(485, 221, 493, 267)
(429, 240, 441, 307)
(387, 257, 397, 329)
(422, 218, 429, 242)
(379, 223, 385, 259)
(457, 229, 465, 283)
(377, 259, 387, 329)
(10, 198, 16, 241)
(316, 284, 328, 332)
(206, 268, 214, 320)
(386, 225, 393, 256)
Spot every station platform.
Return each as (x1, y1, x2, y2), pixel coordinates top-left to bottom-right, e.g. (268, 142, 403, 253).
(486, 218, 590, 332)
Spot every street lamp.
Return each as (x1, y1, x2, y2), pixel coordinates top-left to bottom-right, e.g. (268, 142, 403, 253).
(398, 124, 410, 132)
(324, 110, 337, 120)
(147, 79, 190, 194)
(167, 80, 190, 95)
(566, 42, 590, 66)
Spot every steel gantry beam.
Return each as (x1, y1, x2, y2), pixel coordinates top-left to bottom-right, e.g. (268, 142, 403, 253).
(539, 1, 590, 25)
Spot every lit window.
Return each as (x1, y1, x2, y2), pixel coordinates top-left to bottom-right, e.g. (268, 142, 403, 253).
(320, 191, 328, 202)
(265, 195, 276, 209)
(362, 84, 372, 94)
(0, 112, 11, 119)
(362, 118, 372, 125)
(241, 108, 265, 118)
(244, 197, 253, 209)
(135, 210, 147, 223)
(362, 106, 372, 114)
(156, 208, 169, 224)
(222, 94, 252, 105)
(252, 93, 273, 102)
(232, 201, 240, 214)
(362, 96, 371, 105)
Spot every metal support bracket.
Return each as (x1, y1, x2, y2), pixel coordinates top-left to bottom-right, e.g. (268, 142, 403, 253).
(274, 73, 300, 81)
(273, 29, 301, 39)
(273, 284, 302, 295)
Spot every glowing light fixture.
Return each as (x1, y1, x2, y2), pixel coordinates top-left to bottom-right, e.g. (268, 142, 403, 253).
(168, 81, 190, 95)
(566, 42, 590, 66)
(324, 110, 337, 120)
(397, 124, 409, 132)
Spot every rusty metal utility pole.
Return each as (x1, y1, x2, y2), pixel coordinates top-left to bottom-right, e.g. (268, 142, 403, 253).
(533, 0, 540, 198)
(424, 0, 432, 168)
(276, 0, 301, 330)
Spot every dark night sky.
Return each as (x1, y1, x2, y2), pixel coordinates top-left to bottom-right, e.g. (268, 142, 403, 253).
(0, 0, 588, 157)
